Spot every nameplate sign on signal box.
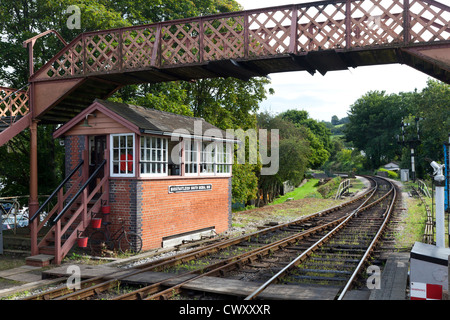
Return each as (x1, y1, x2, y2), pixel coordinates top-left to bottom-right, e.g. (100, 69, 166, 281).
(168, 184, 212, 194)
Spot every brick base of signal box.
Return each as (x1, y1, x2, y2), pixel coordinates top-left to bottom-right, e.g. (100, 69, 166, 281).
(108, 177, 232, 251)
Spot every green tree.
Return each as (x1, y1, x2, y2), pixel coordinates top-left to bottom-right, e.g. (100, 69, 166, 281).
(256, 112, 310, 205)
(0, 0, 130, 87)
(404, 79, 450, 178)
(415, 80, 450, 161)
(0, 125, 64, 198)
(109, 0, 241, 24)
(279, 109, 331, 168)
(331, 115, 339, 126)
(0, 0, 133, 197)
(0, 0, 269, 206)
(97, 0, 268, 205)
(344, 91, 410, 169)
(322, 134, 367, 175)
(280, 109, 309, 124)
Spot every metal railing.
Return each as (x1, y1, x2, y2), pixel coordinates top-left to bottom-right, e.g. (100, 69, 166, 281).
(30, 160, 84, 222)
(51, 159, 106, 225)
(417, 179, 432, 198)
(413, 185, 434, 244)
(335, 179, 351, 199)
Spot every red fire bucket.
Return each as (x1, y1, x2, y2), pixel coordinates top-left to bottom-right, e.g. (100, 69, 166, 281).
(91, 218, 102, 229)
(102, 205, 111, 214)
(77, 237, 88, 248)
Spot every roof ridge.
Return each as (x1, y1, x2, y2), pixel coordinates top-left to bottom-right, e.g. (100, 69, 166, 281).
(95, 98, 206, 122)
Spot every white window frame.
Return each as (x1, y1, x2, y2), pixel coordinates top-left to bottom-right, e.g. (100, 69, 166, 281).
(140, 136, 169, 177)
(110, 133, 135, 178)
(216, 143, 232, 176)
(184, 139, 199, 176)
(200, 141, 215, 175)
(200, 141, 232, 176)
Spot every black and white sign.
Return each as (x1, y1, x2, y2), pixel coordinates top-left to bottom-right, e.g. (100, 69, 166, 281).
(169, 184, 212, 193)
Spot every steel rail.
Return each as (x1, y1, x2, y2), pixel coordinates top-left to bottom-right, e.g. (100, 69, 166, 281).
(138, 179, 380, 300)
(117, 214, 351, 300)
(59, 203, 356, 300)
(337, 179, 397, 300)
(23, 177, 375, 300)
(244, 179, 381, 300)
(31, 211, 348, 301)
(130, 178, 375, 272)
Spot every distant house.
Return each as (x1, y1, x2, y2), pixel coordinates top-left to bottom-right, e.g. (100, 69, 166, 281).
(383, 162, 400, 172)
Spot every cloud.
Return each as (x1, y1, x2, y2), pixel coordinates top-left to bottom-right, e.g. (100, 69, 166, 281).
(259, 64, 430, 121)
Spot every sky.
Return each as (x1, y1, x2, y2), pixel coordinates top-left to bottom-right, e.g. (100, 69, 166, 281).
(238, 0, 431, 122)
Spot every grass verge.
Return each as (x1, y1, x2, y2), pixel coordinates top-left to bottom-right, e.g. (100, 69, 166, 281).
(270, 179, 321, 205)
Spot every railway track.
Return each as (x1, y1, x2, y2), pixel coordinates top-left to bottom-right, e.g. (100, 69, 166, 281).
(22, 175, 398, 301)
(244, 176, 397, 300)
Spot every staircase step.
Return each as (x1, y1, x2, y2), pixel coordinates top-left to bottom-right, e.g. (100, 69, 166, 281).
(43, 235, 72, 246)
(25, 254, 54, 267)
(39, 246, 56, 255)
(32, 183, 105, 265)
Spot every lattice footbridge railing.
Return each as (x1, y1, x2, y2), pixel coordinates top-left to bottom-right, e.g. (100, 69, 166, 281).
(29, 0, 450, 81)
(0, 86, 30, 127)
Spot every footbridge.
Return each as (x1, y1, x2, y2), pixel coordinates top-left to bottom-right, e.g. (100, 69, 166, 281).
(3, 0, 450, 130)
(0, 0, 449, 218)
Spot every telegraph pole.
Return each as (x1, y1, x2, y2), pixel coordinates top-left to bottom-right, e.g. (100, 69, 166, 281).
(399, 117, 421, 182)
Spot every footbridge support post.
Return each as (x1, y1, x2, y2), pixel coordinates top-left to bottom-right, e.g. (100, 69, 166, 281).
(29, 119, 39, 255)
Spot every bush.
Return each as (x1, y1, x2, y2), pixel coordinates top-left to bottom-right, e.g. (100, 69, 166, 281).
(317, 176, 342, 198)
(377, 168, 398, 179)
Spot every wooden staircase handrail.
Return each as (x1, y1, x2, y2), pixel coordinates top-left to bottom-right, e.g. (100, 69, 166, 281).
(31, 151, 110, 265)
(0, 113, 32, 147)
(59, 173, 109, 259)
(22, 30, 67, 48)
